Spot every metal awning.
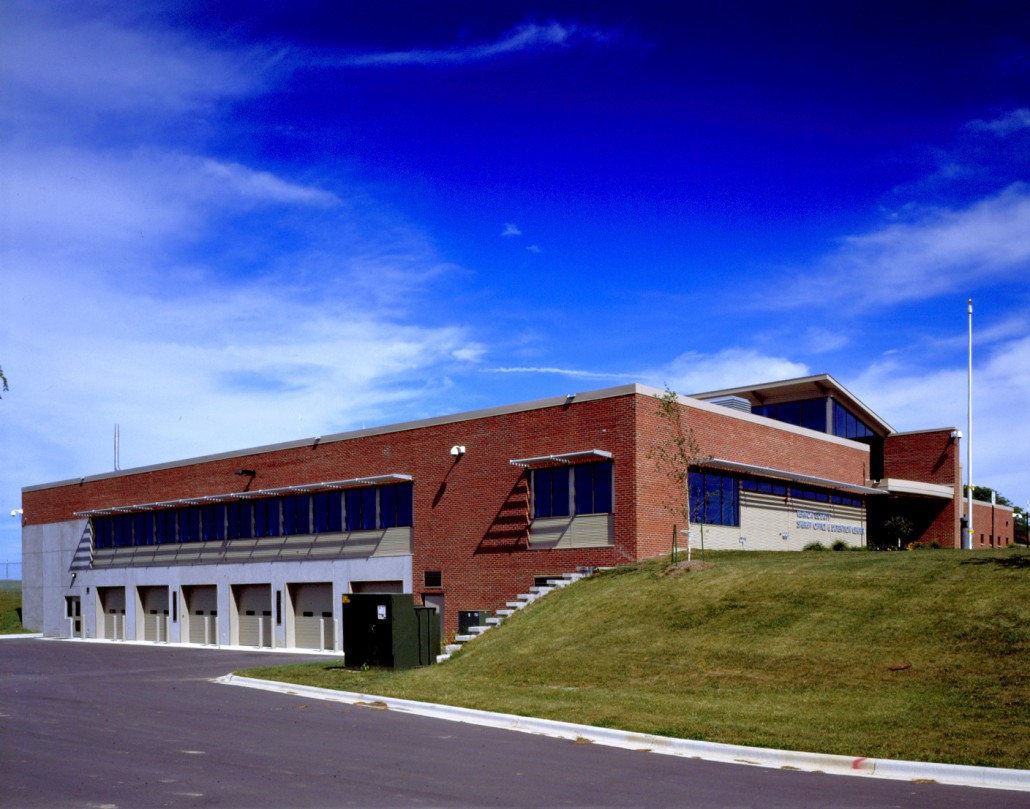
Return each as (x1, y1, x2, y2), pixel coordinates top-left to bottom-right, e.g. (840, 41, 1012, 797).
(702, 458, 885, 496)
(74, 473, 413, 517)
(509, 449, 613, 469)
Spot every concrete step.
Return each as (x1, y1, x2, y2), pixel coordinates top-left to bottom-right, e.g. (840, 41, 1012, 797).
(444, 643, 462, 653)
(455, 634, 477, 643)
(485, 616, 504, 625)
(497, 608, 516, 617)
(436, 653, 451, 663)
(467, 625, 490, 635)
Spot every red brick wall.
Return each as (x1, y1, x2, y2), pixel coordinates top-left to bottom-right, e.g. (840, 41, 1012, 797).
(970, 501, 1015, 548)
(631, 393, 873, 559)
(24, 394, 639, 635)
(21, 389, 907, 634)
(882, 430, 962, 548)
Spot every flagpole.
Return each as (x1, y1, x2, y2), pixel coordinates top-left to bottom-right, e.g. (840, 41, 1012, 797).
(966, 299, 973, 550)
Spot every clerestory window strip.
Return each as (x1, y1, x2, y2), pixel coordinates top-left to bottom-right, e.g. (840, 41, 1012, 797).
(74, 473, 413, 517)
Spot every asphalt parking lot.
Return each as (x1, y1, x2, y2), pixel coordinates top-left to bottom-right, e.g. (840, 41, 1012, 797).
(0, 638, 1025, 808)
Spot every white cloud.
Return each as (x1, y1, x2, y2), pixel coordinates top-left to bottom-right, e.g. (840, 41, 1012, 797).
(198, 160, 340, 206)
(0, 5, 267, 127)
(483, 349, 810, 393)
(644, 349, 810, 395)
(967, 108, 1030, 137)
(501, 223, 522, 237)
(526, 244, 542, 254)
(764, 184, 1030, 310)
(849, 332, 1030, 502)
(329, 22, 605, 67)
(484, 366, 633, 380)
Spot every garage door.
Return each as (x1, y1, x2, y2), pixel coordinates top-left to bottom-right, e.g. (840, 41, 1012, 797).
(185, 585, 218, 645)
(99, 587, 126, 640)
(292, 583, 333, 650)
(236, 584, 272, 647)
(140, 586, 169, 642)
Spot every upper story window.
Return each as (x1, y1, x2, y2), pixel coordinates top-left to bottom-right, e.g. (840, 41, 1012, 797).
(753, 398, 875, 440)
(92, 482, 413, 549)
(832, 402, 874, 439)
(533, 460, 613, 519)
(753, 398, 826, 432)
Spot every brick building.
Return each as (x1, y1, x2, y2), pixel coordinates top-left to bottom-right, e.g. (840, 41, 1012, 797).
(21, 375, 983, 650)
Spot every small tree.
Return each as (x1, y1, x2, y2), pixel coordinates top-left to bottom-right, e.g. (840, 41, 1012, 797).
(882, 515, 914, 550)
(649, 387, 710, 563)
(0, 365, 7, 398)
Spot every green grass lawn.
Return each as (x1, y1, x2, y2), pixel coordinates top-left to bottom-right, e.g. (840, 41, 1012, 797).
(0, 584, 27, 634)
(244, 549, 1029, 770)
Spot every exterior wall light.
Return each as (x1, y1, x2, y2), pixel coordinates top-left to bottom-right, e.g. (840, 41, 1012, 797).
(235, 469, 256, 476)
(449, 445, 466, 457)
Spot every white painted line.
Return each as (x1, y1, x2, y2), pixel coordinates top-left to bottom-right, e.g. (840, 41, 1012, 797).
(216, 675, 1030, 793)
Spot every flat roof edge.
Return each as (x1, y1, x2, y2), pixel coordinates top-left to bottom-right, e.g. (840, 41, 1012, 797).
(23, 384, 646, 493)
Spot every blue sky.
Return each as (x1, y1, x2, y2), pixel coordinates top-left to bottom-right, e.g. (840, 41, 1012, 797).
(3, 1, 1029, 566)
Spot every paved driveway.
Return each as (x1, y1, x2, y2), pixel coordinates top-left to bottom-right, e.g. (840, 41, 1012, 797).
(0, 639, 1024, 808)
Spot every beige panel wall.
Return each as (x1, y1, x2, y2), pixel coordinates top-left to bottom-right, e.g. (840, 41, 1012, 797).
(691, 492, 867, 551)
(528, 514, 614, 549)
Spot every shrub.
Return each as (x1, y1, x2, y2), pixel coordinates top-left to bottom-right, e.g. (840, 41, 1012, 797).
(803, 542, 826, 551)
(831, 539, 849, 551)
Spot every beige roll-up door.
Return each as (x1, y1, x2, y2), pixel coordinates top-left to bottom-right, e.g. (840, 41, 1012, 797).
(186, 586, 218, 645)
(237, 584, 272, 647)
(140, 587, 169, 642)
(99, 587, 126, 640)
(292, 583, 333, 650)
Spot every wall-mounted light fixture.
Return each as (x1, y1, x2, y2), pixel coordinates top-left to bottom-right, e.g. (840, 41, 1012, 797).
(235, 469, 257, 477)
(950, 430, 963, 440)
(449, 445, 466, 457)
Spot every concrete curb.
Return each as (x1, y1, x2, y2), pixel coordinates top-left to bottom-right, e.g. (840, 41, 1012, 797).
(218, 674, 1029, 793)
(0, 633, 42, 640)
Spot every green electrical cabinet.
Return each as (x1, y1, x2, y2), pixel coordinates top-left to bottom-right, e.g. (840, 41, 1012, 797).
(342, 593, 439, 669)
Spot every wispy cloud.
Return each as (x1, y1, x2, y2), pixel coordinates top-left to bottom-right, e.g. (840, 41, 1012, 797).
(967, 108, 1030, 137)
(328, 22, 608, 68)
(484, 366, 634, 380)
(761, 183, 1030, 310)
(850, 332, 1030, 498)
(641, 349, 810, 395)
(501, 223, 522, 237)
(483, 348, 810, 393)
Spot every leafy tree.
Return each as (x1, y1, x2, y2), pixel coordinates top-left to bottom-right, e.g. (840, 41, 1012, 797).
(649, 387, 710, 563)
(882, 515, 914, 550)
(0, 365, 7, 398)
(964, 485, 1013, 507)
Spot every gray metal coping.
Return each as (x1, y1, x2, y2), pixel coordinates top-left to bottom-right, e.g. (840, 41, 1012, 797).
(217, 674, 1029, 793)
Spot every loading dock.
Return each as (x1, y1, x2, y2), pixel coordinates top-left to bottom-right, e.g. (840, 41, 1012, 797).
(183, 585, 218, 645)
(138, 586, 169, 642)
(234, 584, 272, 647)
(289, 582, 334, 650)
(97, 586, 125, 640)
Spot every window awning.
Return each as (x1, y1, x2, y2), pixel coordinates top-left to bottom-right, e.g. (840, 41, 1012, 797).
(702, 458, 885, 496)
(509, 449, 613, 469)
(74, 473, 413, 517)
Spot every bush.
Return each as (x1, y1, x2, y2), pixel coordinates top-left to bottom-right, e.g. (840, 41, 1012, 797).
(831, 539, 849, 551)
(803, 542, 826, 551)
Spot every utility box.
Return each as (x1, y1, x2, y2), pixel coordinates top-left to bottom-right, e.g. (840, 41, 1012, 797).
(458, 610, 492, 635)
(342, 593, 438, 669)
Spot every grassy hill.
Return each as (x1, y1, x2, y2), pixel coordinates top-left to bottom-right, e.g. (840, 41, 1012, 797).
(244, 550, 1029, 769)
